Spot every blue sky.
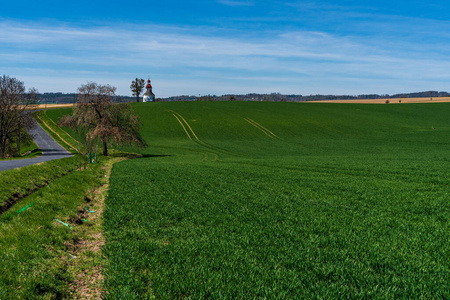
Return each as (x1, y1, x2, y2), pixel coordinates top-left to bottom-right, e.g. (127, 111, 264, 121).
(1, 1, 450, 97)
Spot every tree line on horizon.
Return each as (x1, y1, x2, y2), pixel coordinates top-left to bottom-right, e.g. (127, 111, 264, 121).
(38, 90, 450, 104)
(163, 91, 450, 102)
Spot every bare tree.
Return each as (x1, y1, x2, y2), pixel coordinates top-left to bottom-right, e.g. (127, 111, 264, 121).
(0, 75, 38, 158)
(130, 78, 145, 102)
(60, 82, 146, 156)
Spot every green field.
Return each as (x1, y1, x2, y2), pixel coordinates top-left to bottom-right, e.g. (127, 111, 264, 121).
(55, 102, 449, 298)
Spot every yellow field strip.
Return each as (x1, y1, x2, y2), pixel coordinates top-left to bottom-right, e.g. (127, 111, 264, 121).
(36, 104, 75, 109)
(35, 115, 79, 152)
(245, 118, 278, 138)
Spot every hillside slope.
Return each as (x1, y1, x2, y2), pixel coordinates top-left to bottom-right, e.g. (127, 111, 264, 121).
(49, 102, 450, 298)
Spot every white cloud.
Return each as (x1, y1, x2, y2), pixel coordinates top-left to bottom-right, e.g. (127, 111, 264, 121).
(1, 20, 450, 97)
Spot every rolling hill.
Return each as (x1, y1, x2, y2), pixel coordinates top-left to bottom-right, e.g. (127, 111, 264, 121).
(47, 101, 450, 298)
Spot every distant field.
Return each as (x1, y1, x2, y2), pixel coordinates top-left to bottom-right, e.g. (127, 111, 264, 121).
(310, 96, 450, 104)
(36, 103, 74, 109)
(49, 101, 450, 298)
(35, 96, 450, 108)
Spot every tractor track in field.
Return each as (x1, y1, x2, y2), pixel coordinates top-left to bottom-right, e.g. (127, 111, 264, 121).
(244, 118, 278, 139)
(168, 110, 231, 157)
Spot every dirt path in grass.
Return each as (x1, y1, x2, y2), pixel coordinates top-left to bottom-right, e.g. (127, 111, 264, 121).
(68, 156, 127, 299)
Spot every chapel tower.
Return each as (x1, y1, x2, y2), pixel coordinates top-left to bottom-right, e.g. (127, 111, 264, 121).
(143, 77, 155, 102)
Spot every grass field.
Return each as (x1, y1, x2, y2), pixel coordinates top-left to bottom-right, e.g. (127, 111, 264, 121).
(50, 102, 449, 298)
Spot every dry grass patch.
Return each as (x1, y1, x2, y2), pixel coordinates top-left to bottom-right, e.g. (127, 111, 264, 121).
(67, 156, 127, 299)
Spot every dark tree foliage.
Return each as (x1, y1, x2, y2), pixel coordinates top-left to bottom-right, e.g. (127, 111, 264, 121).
(60, 82, 146, 156)
(130, 78, 145, 103)
(0, 75, 38, 158)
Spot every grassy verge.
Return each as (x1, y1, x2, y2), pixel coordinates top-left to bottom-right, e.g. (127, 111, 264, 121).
(0, 155, 113, 298)
(34, 110, 79, 154)
(17, 142, 42, 159)
(1, 110, 81, 213)
(0, 108, 75, 162)
(0, 109, 69, 162)
(66, 155, 129, 299)
(0, 156, 78, 213)
(0, 107, 141, 298)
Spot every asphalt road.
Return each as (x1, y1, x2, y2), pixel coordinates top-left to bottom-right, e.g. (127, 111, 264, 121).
(0, 119, 73, 172)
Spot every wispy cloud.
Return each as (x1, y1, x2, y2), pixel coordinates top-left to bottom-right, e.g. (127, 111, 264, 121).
(217, 0, 254, 7)
(1, 19, 450, 96)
